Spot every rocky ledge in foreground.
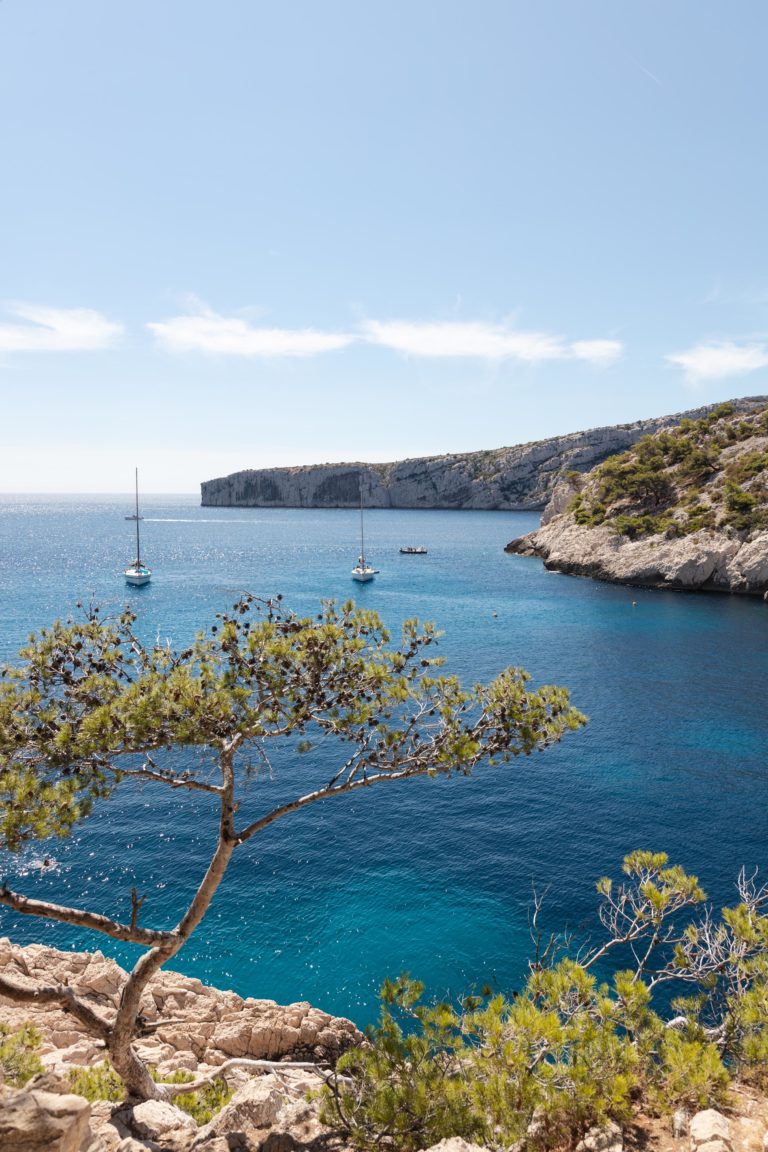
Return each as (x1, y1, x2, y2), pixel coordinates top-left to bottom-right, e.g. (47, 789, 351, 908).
(506, 403, 768, 595)
(0, 939, 362, 1077)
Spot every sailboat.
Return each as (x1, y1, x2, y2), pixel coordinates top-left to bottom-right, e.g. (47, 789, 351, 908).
(351, 481, 376, 583)
(124, 468, 152, 586)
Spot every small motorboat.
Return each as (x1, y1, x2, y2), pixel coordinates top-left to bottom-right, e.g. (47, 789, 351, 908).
(399, 546, 428, 554)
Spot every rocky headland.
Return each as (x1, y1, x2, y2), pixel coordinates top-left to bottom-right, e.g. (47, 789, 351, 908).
(506, 402, 768, 595)
(200, 398, 766, 511)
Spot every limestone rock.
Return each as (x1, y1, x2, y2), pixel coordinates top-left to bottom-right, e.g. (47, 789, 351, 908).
(689, 1109, 732, 1151)
(417, 1140, 490, 1152)
(673, 1109, 689, 1138)
(132, 1098, 198, 1146)
(258, 1097, 336, 1152)
(195, 1075, 287, 1143)
(575, 1121, 623, 1152)
(0, 939, 363, 1074)
(507, 518, 768, 595)
(0, 1083, 92, 1152)
(201, 399, 766, 511)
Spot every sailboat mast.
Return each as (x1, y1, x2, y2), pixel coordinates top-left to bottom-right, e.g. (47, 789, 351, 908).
(359, 478, 365, 560)
(134, 468, 141, 564)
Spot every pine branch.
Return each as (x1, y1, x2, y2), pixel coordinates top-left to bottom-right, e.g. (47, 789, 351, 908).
(0, 973, 111, 1041)
(0, 884, 174, 949)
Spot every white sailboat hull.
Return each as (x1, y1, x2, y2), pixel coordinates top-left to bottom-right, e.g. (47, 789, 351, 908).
(125, 566, 151, 586)
(351, 567, 375, 582)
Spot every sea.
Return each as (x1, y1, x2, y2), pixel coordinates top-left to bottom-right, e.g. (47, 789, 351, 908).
(0, 493, 766, 1026)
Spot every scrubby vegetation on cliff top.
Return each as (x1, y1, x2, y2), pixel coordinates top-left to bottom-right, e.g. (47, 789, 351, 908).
(568, 402, 768, 540)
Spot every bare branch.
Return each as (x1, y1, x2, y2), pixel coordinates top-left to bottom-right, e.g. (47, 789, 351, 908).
(235, 761, 437, 844)
(0, 884, 174, 949)
(162, 1058, 348, 1098)
(0, 973, 111, 1041)
(118, 765, 223, 795)
(130, 888, 147, 934)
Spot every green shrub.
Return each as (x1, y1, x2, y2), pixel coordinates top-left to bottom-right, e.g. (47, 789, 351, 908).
(647, 1030, 729, 1113)
(158, 1069, 233, 1125)
(324, 853, 768, 1151)
(66, 1061, 231, 1123)
(612, 514, 670, 539)
(0, 1022, 44, 1087)
(726, 450, 768, 484)
(68, 1061, 124, 1101)
(724, 481, 759, 531)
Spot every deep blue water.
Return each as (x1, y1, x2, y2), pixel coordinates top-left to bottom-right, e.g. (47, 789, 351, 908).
(0, 494, 766, 1025)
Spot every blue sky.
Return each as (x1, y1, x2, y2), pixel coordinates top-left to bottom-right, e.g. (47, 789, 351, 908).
(1, 0, 767, 492)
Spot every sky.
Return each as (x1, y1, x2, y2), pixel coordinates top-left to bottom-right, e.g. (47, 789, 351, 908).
(1, 1, 768, 493)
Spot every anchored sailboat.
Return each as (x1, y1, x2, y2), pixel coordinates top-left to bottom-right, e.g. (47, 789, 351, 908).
(124, 468, 152, 586)
(351, 480, 376, 583)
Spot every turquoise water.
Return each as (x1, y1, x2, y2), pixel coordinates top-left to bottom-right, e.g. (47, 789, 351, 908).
(0, 494, 766, 1024)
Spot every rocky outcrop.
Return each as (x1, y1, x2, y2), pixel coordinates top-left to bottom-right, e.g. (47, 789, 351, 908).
(506, 404, 768, 594)
(0, 1071, 346, 1152)
(507, 518, 768, 594)
(0, 1083, 92, 1151)
(0, 940, 362, 1078)
(200, 398, 766, 511)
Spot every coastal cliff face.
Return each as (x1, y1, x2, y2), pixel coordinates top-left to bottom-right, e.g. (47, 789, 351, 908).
(506, 403, 768, 594)
(200, 398, 766, 510)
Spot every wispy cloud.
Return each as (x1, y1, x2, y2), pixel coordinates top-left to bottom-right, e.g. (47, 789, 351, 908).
(0, 303, 123, 352)
(570, 339, 624, 367)
(666, 340, 768, 384)
(362, 319, 623, 366)
(148, 307, 355, 357)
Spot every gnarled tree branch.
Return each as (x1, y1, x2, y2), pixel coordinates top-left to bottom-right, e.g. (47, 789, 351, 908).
(0, 885, 174, 950)
(0, 972, 111, 1041)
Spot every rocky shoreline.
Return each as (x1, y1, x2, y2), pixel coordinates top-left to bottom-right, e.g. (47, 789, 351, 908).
(506, 499, 768, 595)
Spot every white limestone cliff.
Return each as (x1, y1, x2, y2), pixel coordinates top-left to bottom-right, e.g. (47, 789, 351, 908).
(201, 399, 766, 511)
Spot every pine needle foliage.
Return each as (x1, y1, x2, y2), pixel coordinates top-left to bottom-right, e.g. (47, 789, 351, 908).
(0, 1022, 44, 1087)
(323, 852, 768, 1151)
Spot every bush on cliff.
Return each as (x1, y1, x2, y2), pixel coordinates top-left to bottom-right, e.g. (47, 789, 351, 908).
(567, 402, 768, 539)
(0, 1021, 43, 1086)
(323, 851, 768, 1151)
(0, 596, 585, 1102)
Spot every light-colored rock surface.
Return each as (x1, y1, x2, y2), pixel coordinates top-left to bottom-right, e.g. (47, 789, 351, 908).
(196, 1074, 286, 1141)
(507, 518, 768, 594)
(690, 1110, 733, 1149)
(576, 1121, 623, 1152)
(201, 399, 765, 511)
(0, 1083, 92, 1152)
(0, 939, 362, 1075)
(132, 1098, 198, 1143)
(418, 1140, 490, 1152)
(115, 1140, 163, 1152)
(673, 1111, 690, 1138)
